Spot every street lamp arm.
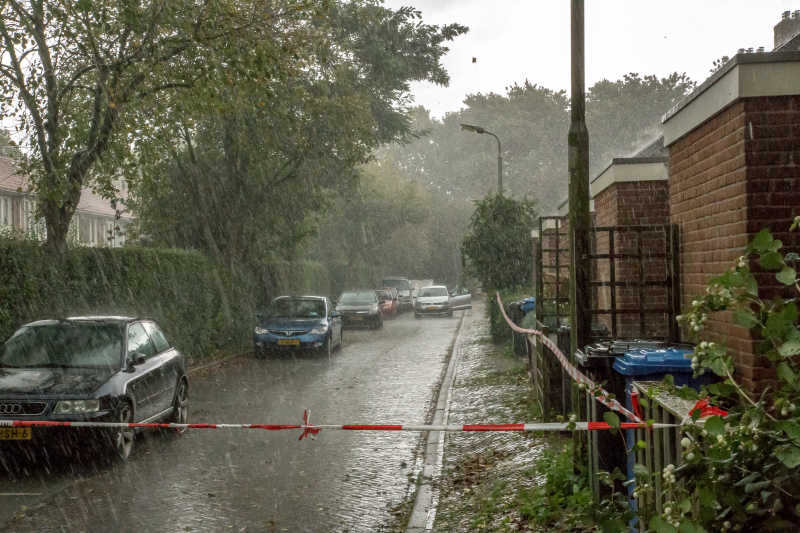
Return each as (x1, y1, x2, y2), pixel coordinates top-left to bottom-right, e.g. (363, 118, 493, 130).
(459, 124, 503, 196)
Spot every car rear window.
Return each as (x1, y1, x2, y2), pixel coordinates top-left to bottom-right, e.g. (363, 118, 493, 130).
(376, 291, 392, 300)
(339, 291, 378, 304)
(269, 299, 326, 318)
(418, 287, 448, 297)
(382, 279, 411, 290)
(0, 323, 123, 369)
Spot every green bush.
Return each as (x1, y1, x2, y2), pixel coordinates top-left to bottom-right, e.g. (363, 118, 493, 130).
(0, 237, 258, 362)
(488, 287, 532, 344)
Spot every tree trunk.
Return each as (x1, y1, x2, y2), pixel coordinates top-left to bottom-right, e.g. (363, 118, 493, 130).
(42, 176, 82, 253)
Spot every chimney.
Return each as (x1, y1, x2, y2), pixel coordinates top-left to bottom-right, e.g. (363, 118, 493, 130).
(775, 9, 800, 50)
(757, 46, 765, 53)
(747, 47, 754, 53)
(738, 48, 746, 54)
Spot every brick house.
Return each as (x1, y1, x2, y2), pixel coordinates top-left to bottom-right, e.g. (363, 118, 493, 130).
(0, 156, 131, 247)
(661, 41, 800, 392)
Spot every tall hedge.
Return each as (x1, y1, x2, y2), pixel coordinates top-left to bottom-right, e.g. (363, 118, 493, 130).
(0, 238, 258, 362)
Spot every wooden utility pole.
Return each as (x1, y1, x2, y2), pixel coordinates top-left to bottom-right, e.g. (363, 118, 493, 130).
(568, 0, 591, 421)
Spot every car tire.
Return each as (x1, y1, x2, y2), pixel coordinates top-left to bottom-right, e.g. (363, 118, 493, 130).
(254, 347, 266, 359)
(378, 317, 383, 329)
(336, 329, 344, 350)
(171, 379, 189, 434)
(448, 308, 453, 318)
(323, 334, 332, 356)
(414, 312, 421, 319)
(112, 401, 135, 461)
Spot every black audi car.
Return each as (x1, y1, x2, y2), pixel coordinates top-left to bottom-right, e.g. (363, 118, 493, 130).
(0, 317, 188, 460)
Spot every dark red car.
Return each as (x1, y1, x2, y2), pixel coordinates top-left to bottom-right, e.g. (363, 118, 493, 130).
(375, 289, 398, 319)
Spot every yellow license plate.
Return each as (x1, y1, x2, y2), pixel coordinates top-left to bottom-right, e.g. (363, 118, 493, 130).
(350, 316, 363, 321)
(0, 428, 31, 440)
(427, 306, 438, 310)
(278, 339, 300, 346)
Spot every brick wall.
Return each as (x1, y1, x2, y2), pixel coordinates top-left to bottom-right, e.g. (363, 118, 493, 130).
(592, 180, 671, 338)
(669, 95, 800, 393)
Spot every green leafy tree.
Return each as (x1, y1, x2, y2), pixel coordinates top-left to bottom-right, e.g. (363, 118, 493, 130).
(586, 72, 695, 171)
(0, 128, 20, 158)
(0, 0, 321, 251)
(460, 194, 537, 291)
(383, 73, 694, 214)
(130, 1, 468, 271)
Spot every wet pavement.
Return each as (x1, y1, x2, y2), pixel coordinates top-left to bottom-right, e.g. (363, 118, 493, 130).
(431, 305, 555, 532)
(0, 310, 466, 532)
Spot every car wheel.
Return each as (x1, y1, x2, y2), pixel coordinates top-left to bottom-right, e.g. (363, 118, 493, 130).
(171, 379, 189, 434)
(323, 334, 332, 356)
(254, 347, 266, 359)
(378, 317, 383, 329)
(113, 401, 135, 460)
(337, 328, 344, 350)
(448, 308, 453, 317)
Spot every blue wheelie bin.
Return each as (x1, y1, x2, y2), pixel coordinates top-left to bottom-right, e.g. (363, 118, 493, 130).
(612, 347, 714, 511)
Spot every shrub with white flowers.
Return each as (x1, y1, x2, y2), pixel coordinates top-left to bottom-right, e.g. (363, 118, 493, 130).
(648, 223, 800, 532)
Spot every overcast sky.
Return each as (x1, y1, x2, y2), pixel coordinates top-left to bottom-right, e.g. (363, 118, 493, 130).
(382, 0, 796, 118)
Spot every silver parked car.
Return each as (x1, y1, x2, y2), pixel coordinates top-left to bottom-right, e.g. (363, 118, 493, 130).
(414, 285, 453, 318)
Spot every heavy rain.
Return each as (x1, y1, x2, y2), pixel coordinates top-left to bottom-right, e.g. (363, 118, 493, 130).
(0, 1, 799, 532)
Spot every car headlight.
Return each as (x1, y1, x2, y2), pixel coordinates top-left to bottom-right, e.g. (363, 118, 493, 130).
(309, 326, 328, 335)
(54, 400, 100, 414)
(255, 327, 269, 335)
(369, 305, 379, 314)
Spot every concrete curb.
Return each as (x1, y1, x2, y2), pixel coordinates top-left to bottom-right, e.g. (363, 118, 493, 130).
(405, 308, 472, 532)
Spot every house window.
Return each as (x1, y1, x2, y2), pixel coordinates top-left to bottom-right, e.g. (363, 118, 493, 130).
(104, 220, 114, 246)
(0, 197, 9, 228)
(78, 216, 97, 245)
(68, 215, 80, 243)
(22, 200, 45, 240)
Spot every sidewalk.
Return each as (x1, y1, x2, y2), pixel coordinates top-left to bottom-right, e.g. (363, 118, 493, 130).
(431, 300, 568, 532)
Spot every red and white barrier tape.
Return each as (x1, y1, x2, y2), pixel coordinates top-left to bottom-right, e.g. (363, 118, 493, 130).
(0, 410, 674, 437)
(495, 293, 642, 423)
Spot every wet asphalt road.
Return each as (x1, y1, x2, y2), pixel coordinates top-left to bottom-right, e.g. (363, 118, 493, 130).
(0, 310, 466, 532)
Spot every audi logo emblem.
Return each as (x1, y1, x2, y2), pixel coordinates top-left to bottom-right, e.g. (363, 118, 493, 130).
(0, 404, 22, 414)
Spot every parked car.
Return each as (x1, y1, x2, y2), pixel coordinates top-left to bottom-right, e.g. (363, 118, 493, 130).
(414, 285, 453, 318)
(449, 286, 472, 311)
(254, 296, 342, 357)
(0, 317, 189, 460)
(381, 277, 413, 312)
(375, 289, 398, 319)
(336, 290, 383, 329)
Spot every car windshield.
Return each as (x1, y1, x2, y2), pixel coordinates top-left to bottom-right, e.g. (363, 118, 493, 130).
(382, 279, 411, 290)
(339, 291, 377, 304)
(0, 323, 123, 369)
(418, 287, 448, 297)
(376, 291, 392, 300)
(268, 299, 326, 319)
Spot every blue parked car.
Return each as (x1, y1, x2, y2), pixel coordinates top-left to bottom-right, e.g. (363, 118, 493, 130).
(253, 296, 343, 357)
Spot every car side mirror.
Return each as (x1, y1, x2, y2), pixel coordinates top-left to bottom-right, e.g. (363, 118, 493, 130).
(379, 300, 386, 305)
(255, 312, 264, 319)
(129, 353, 146, 368)
(330, 311, 341, 319)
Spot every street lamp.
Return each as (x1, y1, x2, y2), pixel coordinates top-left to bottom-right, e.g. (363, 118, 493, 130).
(460, 123, 503, 195)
